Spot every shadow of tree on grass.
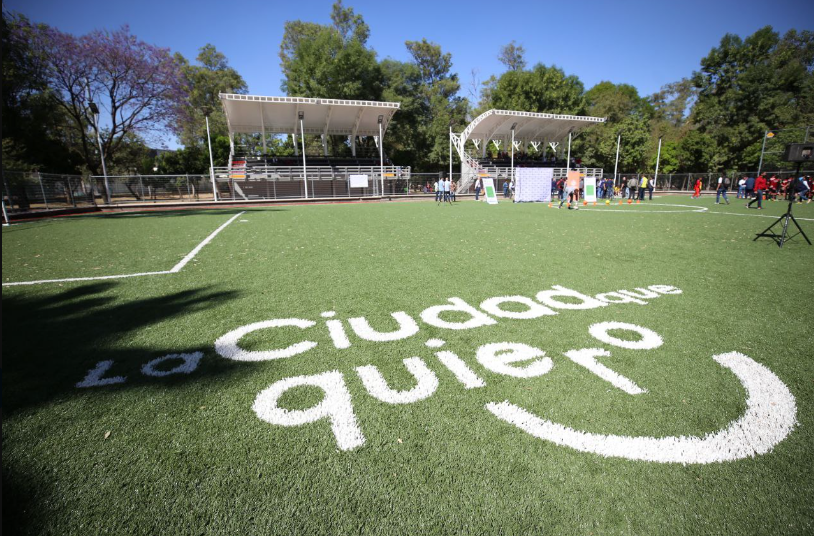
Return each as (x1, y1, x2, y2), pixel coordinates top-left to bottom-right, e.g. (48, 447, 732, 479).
(2, 282, 242, 417)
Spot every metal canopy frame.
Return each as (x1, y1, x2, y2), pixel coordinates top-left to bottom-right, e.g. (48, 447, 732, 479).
(219, 94, 400, 138)
(219, 94, 401, 201)
(460, 109, 605, 149)
(451, 109, 606, 194)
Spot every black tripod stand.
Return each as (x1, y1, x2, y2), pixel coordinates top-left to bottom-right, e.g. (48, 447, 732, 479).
(753, 164, 812, 248)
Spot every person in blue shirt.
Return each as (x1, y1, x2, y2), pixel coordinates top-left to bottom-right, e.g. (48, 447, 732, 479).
(503, 180, 510, 198)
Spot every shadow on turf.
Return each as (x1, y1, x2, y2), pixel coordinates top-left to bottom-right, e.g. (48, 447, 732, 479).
(2, 281, 254, 417)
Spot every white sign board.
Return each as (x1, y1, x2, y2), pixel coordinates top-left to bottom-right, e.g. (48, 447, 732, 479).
(349, 174, 369, 188)
(482, 177, 499, 205)
(584, 177, 597, 202)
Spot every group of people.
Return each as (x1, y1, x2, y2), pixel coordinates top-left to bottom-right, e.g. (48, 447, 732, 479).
(691, 174, 813, 209)
(551, 176, 655, 202)
(432, 177, 457, 203)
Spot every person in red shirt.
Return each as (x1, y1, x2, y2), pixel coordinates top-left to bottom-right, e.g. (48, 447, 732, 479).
(747, 175, 767, 209)
(692, 178, 702, 198)
(781, 178, 792, 200)
(768, 175, 780, 200)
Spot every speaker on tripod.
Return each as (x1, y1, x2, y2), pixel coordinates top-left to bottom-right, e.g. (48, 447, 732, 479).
(754, 143, 812, 248)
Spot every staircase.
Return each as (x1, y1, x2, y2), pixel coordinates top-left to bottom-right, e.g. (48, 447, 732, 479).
(451, 131, 485, 194)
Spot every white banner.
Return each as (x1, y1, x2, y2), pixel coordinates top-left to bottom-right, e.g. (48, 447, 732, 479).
(349, 174, 369, 188)
(515, 168, 553, 203)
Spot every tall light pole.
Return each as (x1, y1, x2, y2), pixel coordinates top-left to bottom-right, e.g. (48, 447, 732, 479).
(654, 136, 663, 189)
(87, 99, 111, 205)
(613, 133, 621, 186)
(299, 111, 308, 198)
(204, 109, 218, 202)
(378, 115, 384, 196)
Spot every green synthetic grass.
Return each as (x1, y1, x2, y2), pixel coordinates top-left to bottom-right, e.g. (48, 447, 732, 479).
(3, 195, 814, 535)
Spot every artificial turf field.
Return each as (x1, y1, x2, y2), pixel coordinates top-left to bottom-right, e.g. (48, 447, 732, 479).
(3, 195, 814, 535)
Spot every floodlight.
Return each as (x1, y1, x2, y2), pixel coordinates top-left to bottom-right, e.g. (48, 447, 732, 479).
(89, 102, 100, 115)
(298, 111, 304, 120)
(378, 115, 383, 124)
(511, 122, 517, 130)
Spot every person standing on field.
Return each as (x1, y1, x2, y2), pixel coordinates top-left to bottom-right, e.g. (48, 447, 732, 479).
(444, 176, 452, 203)
(747, 175, 766, 210)
(628, 177, 638, 199)
(474, 177, 483, 201)
(716, 176, 731, 204)
(693, 177, 702, 198)
(744, 175, 756, 200)
(638, 176, 647, 201)
(434, 179, 442, 203)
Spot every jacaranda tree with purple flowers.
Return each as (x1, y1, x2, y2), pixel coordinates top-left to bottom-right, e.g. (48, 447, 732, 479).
(18, 22, 187, 175)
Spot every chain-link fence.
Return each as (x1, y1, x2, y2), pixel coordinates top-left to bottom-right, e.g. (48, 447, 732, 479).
(2, 171, 98, 212)
(3, 168, 811, 215)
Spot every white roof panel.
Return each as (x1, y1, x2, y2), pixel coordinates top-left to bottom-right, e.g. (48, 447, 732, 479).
(219, 94, 400, 137)
(462, 109, 605, 145)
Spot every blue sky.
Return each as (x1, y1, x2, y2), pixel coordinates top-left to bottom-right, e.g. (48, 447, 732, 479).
(7, 0, 812, 149)
(9, 0, 813, 99)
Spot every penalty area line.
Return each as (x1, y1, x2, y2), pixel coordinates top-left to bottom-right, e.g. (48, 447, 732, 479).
(3, 211, 246, 287)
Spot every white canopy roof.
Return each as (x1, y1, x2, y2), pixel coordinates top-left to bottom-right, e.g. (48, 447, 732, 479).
(219, 94, 400, 138)
(461, 109, 605, 146)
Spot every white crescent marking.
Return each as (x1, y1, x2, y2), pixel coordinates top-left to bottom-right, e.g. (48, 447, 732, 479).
(486, 352, 796, 464)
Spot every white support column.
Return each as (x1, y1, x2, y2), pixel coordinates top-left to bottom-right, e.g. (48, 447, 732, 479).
(259, 104, 267, 154)
(510, 123, 516, 193)
(322, 106, 332, 157)
(654, 136, 663, 189)
(449, 127, 453, 186)
(613, 133, 621, 186)
(292, 133, 298, 156)
(351, 108, 364, 158)
(206, 115, 218, 202)
(379, 116, 384, 196)
(1, 198, 9, 226)
(299, 113, 308, 199)
(566, 132, 572, 174)
(349, 135, 356, 157)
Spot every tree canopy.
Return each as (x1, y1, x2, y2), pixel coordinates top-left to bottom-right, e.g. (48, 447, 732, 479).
(3, 7, 812, 176)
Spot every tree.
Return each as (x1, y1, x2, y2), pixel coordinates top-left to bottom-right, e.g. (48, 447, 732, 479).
(175, 44, 247, 149)
(571, 81, 652, 171)
(401, 39, 468, 169)
(17, 22, 186, 175)
(480, 63, 585, 115)
(280, 1, 381, 100)
(498, 41, 526, 71)
(691, 26, 814, 171)
(1, 12, 84, 173)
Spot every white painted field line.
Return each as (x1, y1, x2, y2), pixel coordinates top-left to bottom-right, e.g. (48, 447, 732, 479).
(705, 210, 814, 222)
(3, 211, 245, 287)
(169, 211, 245, 272)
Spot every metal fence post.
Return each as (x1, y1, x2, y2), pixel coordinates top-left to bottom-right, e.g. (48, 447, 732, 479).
(2, 173, 13, 210)
(37, 172, 49, 210)
(139, 174, 144, 200)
